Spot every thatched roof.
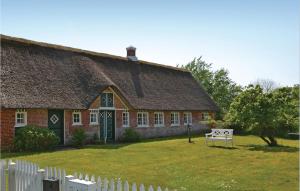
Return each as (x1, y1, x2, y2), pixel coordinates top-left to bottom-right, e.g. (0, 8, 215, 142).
(0, 35, 218, 111)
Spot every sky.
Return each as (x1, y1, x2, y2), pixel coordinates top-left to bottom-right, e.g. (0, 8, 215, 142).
(1, 0, 299, 86)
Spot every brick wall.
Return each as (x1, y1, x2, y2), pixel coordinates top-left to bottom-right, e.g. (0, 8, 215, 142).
(0, 108, 49, 149)
(0, 109, 15, 149)
(64, 110, 99, 143)
(114, 110, 213, 140)
(27, 109, 48, 127)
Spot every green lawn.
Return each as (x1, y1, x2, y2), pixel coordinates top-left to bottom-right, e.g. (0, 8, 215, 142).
(1, 136, 299, 191)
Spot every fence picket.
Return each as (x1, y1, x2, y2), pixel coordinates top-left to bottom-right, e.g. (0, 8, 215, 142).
(124, 181, 129, 191)
(109, 178, 115, 191)
(132, 183, 137, 191)
(139, 184, 145, 191)
(148, 185, 153, 191)
(117, 178, 122, 191)
(97, 176, 102, 191)
(4, 160, 168, 191)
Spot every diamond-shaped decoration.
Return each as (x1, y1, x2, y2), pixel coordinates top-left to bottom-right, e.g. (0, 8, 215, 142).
(50, 114, 59, 124)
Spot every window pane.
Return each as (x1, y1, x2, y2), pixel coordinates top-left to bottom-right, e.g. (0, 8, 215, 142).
(101, 93, 113, 107)
(16, 113, 24, 124)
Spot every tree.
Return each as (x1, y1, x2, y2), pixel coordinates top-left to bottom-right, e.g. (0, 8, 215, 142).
(225, 85, 299, 146)
(181, 57, 242, 118)
(253, 79, 278, 93)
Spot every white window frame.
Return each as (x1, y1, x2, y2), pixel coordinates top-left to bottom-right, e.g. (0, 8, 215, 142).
(72, 111, 82, 126)
(122, 111, 130, 128)
(202, 112, 210, 120)
(154, 112, 164, 127)
(171, 112, 180, 126)
(15, 110, 27, 127)
(89, 111, 98, 125)
(137, 112, 149, 128)
(184, 112, 192, 125)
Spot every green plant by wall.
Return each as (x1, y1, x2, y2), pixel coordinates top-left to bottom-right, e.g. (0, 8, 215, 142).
(71, 128, 87, 148)
(13, 125, 59, 151)
(121, 128, 141, 142)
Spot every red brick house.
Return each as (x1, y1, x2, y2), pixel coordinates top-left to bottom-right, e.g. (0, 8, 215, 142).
(0, 35, 218, 148)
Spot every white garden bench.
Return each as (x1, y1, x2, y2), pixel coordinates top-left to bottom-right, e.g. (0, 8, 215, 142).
(205, 129, 234, 146)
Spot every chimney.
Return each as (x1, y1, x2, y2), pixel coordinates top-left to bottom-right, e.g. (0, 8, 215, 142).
(126, 46, 138, 61)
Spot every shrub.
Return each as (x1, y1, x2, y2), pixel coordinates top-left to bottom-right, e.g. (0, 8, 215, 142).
(71, 128, 87, 147)
(91, 133, 102, 144)
(13, 125, 59, 151)
(121, 128, 141, 142)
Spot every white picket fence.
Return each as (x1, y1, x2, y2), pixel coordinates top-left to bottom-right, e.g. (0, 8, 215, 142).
(0, 159, 168, 191)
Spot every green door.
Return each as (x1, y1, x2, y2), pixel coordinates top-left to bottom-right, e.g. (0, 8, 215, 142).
(48, 109, 64, 144)
(99, 110, 115, 142)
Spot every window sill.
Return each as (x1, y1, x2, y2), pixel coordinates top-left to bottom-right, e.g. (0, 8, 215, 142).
(171, 124, 180, 127)
(122, 126, 130, 128)
(137, 126, 149, 128)
(154, 125, 164, 128)
(89, 123, 98, 126)
(15, 124, 27, 128)
(72, 123, 82, 126)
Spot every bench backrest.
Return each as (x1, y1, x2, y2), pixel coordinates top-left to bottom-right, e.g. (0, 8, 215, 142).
(211, 129, 233, 137)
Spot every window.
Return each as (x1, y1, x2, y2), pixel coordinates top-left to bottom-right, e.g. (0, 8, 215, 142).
(122, 111, 129, 127)
(154, 112, 164, 127)
(137, 112, 148, 127)
(15, 110, 27, 127)
(184, 112, 192, 125)
(202, 112, 210, 120)
(171, 112, 180, 126)
(90, 110, 98, 125)
(101, 93, 114, 107)
(72, 111, 82, 125)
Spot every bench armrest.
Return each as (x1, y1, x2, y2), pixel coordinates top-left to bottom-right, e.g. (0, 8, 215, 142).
(205, 133, 213, 138)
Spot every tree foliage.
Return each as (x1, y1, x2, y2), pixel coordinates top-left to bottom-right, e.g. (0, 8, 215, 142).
(181, 57, 241, 118)
(225, 85, 299, 146)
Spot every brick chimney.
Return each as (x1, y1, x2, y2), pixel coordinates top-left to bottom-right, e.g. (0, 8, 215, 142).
(126, 46, 138, 61)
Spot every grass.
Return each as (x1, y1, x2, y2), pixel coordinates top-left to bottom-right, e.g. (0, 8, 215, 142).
(1, 135, 299, 191)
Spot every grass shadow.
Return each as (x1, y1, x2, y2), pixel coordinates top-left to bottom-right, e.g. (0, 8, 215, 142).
(208, 145, 239, 150)
(239, 144, 299, 153)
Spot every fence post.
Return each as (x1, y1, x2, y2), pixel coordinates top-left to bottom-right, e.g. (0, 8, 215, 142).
(8, 161, 16, 191)
(38, 169, 46, 191)
(1, 160, 7, 191)
(65, 175, 74, 191)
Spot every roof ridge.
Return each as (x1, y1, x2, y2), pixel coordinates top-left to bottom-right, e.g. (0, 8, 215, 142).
(0, 34, 189, 73)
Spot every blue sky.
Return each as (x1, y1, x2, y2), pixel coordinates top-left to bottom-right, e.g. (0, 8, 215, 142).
(1, 0, 299, 86)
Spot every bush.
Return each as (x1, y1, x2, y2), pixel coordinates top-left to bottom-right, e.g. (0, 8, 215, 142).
(14, 125, 59, 151)
(71, 128, 87, 147)
(91, 133, 102, 144)
(121, 128, 141, 142)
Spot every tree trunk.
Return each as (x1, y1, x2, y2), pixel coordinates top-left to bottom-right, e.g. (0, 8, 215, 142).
(259, 136, 278, 146)
(267, 136, 278, 146)
(260, 136, 271, 145)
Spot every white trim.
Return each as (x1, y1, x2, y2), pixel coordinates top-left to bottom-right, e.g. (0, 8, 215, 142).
(63, 110, 66, 145)
(72, 111, 82, 126)
(184, 112, 192, 125)
(202, 112, 210, 120)
(100, 92, 114, 108)
(15, 110, 27, 127)
(154, 112, 164, 127)
(89, 112, 98, 125)
(107, 87, 130, 110)
(137, 112, 149, 128)
(122, 111, 130, 128)
(99, 107, 115, 110)
(170, 112, 180, 126)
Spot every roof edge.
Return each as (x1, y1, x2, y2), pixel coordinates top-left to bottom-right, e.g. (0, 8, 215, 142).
(1, 34, 189, 73)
